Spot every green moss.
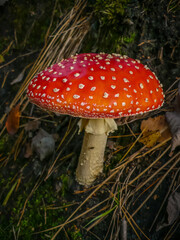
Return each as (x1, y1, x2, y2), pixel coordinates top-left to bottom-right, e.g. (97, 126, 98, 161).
(123, 32, 136, 43)
(83, 0, 135, 54)
(0, 180, 68, 239)
(68, 225, 83, 240)
(94, 0, 130, 27)
(60, 174, 73, 197)
(0, 135, 7, 152)
(0, 134, 12, 153)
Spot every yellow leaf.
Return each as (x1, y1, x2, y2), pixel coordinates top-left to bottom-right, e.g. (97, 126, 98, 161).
(140, 115, 171, 147)
(139, 131, 161, 147)
(0, 54, 5, 63)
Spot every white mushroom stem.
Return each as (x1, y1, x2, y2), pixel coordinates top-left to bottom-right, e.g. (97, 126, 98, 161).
(76, 118, 117, 186)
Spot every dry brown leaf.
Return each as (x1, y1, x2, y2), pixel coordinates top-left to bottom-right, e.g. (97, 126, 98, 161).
(24, 142, 33, 158)
(5, 104, 20, 135)
(139, 131, 161, 148)
(140, 115, 171, 147)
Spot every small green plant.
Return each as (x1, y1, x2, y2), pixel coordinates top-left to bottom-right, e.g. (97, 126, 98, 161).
(69, 225, 83, 240)
(94, 0, 130, 27)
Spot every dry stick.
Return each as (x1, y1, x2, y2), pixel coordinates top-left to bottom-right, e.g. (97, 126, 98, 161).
(63, 227, 70, 240)
(164, 221, 180, 240)
(2, 129, 25, 166)
(122, 207, 141, 240)
(1, 40, 14, 56)
(111, 168, 136, 226)
(109, 169, 124, 214)
(165, 78, 180, 93)
(138, 137, 171, 159)
(120, 218, 127, 240)
(130, 148, 178, 201)
(149, 167, 180, 231)
(109, 141, 170, 200)
(132, 177, 161, 206)
(107, 207, 118, 240)
(112, 212, 121, 240)
(122, 206, 150, 240)
(125, 120, 137, 139)
(126, 147, 174, 205)
(104, 171, 124, 239)
(0, 51, 37, 70)
(125, 145, 171, 191)
(1, 71, 9, 88)
(112, 131, 147, 168)
(173, 183, 180, 193)
(108, 183, 148, 240)
(122, 167, 136, 196)
(102, 143, 172, 236)
(35, 196, 110, 234)
(82, 226, 102, 240)
(132, 154, 180, 218)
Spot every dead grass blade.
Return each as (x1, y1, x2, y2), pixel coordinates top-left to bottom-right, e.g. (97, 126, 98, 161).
(1, 71, 9, 88)
(149, 167, 180, 231)
(164, 221, 180, 240)
(132, 153, 180, 217)
(122, 206, 150, 240)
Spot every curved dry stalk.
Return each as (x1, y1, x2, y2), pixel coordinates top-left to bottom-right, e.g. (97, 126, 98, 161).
(149, 167, 180, 231)
(122, 207, 150, 240)
(132, 153, 180, 217)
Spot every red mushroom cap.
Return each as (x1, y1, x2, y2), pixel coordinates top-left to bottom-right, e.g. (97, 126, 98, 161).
(27, 53, 164, 118)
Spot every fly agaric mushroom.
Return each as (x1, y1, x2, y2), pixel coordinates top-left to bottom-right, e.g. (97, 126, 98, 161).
(27, 53, 164, 186)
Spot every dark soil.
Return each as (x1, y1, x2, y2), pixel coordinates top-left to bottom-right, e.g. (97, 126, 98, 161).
(0, 0, 179, 240)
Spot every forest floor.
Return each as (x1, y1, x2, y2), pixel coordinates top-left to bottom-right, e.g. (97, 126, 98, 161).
(0, 0, 179, 240)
